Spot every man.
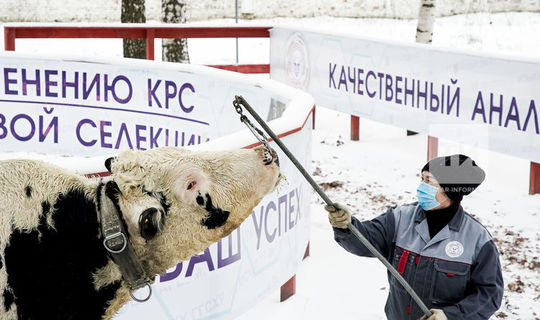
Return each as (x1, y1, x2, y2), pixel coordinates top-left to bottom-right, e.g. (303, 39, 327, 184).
(326, 154, 503, 320)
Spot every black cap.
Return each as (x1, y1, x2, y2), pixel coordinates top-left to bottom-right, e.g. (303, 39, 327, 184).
(421, 154, 485, 203)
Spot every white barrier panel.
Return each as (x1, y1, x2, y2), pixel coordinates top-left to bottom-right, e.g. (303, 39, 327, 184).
(0, 53, 315, 320)
(270, 27, 540, 163)
(0, 52, 287, 156)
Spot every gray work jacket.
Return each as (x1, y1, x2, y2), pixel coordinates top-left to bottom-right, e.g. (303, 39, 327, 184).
(333, 203, 503, 320)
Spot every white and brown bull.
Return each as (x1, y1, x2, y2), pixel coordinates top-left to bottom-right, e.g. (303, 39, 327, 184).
(0, 146, 280, 320)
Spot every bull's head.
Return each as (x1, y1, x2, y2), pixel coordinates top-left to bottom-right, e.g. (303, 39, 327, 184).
(104, 146, 280, 276)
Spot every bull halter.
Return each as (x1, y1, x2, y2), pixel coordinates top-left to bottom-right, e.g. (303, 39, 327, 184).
(97, 180, 153, 302)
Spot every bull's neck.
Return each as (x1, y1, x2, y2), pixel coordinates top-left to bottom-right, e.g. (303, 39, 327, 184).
(4, 187, 121, 320)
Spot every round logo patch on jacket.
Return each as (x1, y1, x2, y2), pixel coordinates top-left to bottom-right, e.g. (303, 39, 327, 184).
(445, 241, 464, 258)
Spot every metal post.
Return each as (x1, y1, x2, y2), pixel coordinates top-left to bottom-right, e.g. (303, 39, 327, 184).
(312, 105, 316, 130)
(145, 29, 155, 60)
(280, 275, 296, 302)
(530, 161, 540, 195)
(303, 242, 310, 260)
(4, 27, 15, 51)
(427, 136, 438, 160)
(351, 115, 360, 141)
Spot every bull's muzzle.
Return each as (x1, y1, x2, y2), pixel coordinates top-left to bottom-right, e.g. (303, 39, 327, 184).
(263, 148, 279, 167)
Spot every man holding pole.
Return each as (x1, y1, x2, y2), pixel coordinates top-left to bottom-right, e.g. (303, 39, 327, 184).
(326, 154, 503, 320)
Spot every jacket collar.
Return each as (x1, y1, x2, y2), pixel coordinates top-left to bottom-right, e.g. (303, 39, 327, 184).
(414, 203, 465, 232)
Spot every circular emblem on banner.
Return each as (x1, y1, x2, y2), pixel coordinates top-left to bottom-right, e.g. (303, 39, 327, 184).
(285, 33, 310, 89)
(445, 241, 464, 258)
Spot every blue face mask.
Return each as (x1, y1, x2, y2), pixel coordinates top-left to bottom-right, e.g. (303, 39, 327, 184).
(417, 182, 440, 211)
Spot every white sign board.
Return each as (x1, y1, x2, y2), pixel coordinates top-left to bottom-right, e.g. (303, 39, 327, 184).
(270, 27, 540, 162)
(0, 53, 280, 156)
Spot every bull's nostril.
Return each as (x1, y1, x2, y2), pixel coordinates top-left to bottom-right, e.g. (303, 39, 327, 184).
(263, 150, 273, 165)
(263, 148, 279, 166)
(272, 150, 279, 167)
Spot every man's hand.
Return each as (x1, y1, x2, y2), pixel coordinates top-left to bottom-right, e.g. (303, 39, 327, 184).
(324, 203, 351, 229)
(419, 309, 448, 320)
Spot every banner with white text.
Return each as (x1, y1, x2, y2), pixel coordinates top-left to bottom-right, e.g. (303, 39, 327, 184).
(270, 27, 540, 162)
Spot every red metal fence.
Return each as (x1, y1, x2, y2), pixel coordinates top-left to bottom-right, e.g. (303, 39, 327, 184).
(4, 25, 270, 73)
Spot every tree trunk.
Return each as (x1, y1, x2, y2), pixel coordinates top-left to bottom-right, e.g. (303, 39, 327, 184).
(161, 0, 190, 63)
(415, 0, 437, 141)
(121, 0, 146, 59)
(407, 0, 437, 137)
(416, 0, 437, 44)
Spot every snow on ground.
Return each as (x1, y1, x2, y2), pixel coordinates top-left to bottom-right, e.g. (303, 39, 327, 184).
(1, 12, 540, 320)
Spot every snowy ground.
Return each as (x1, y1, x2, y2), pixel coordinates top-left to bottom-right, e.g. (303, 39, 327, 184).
(2, 12, 540, 320)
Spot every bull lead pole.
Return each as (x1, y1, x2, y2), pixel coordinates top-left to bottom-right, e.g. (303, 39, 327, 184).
(233, 95, 432, 319)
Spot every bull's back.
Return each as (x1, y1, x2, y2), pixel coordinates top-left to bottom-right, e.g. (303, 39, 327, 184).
(0, 160, 91, 240)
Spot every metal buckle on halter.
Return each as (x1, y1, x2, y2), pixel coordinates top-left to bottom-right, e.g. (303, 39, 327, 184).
(103, 231, 127, 254)
(129, 283, 153, 303)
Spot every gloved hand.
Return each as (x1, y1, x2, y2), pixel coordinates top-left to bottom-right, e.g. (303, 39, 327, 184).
(324, 203, 351, 229)
(419, 309, 448, 320)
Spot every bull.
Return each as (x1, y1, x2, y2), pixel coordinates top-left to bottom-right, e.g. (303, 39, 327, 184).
(0, 146, 280, 320)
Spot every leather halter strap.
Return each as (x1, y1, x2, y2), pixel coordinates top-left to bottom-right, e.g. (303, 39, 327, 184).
(98, 181, 152, 302)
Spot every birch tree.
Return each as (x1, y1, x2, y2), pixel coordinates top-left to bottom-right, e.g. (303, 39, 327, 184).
(408, 0, 437, 136)
(416, 0, 437, 44)
(162, 0, 190, 63)
(122, 0, 146, 59)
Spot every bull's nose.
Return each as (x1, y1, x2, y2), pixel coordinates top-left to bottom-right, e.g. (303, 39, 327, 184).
(263, 148, 279, 167)
(272, 150, 279, 167)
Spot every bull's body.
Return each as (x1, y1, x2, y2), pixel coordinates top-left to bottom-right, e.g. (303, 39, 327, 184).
(0, 147, 280, 320)
(0, 161, 116, 319)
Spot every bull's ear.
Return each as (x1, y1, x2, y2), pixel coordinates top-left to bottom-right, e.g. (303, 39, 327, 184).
(176, 171, 209, 203)
(105, 157, 116, 173)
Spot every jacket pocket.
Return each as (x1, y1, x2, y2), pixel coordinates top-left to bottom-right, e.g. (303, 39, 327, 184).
(390, 247, 416, 294)
(430, 260, 470, 305)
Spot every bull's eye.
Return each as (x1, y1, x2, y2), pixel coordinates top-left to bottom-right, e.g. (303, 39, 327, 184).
(139, 208, 165, 240)
(187, 181, 196, 190)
